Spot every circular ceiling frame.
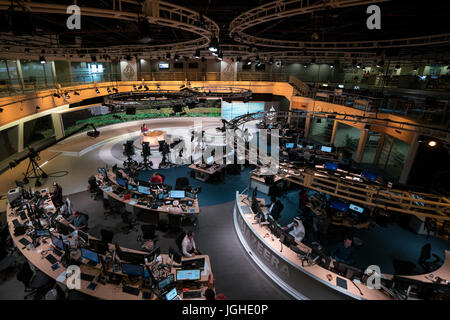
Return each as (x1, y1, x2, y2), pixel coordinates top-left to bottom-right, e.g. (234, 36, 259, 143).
(0, 0, 219, 56)
(229, 0, 450, 50)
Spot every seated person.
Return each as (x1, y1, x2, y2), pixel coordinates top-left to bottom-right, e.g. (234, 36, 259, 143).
(68, 211, 88, 231)
(141, 123, 149, 134)
(182, 231, 201, 258)
(331, 235, 356, 265)
(51, 182, 63, 206)
(266, 196, 283, 221)
(127, 166, 139, 183)
(283, 217, 305, 242)
(168, 200, 184, 214)
(149, 172, 163, 184)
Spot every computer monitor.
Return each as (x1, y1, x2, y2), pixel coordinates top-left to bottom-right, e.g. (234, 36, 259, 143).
(280, 230, 295, 246)
(362, 170, 377, 181)
(116, 177, 127, 188)
(170, 190, 185, 199)
(121, 262, 144, 277)
(146, 247, 161, 262)
(78, 230, 89, 243)
(330, 200, 349, 212)
(181, 257, 205, 270)
(98, 168, 107, 179)
(297, 144, 303, 149)
(127, 184, 137, 191)
(158, 274, 175, 290)
(116, 247, 147, 264)
(205, 156, 214, 165)
(55, 221, 70, 236)
(324, 162, 338, 170)
(169, 247, 182, 264)
(307, 145, 314, 149)
(176, 269, 201, 281)
(51, 234, 64, 251)
(321, 146, 332, 153)
(165, 287, 178, 300)
(89, 239, 109, 255)
(349, 204, 364, 214)
(138, 185, 151, 195)
(285, 143, 294, 149)
(35, 229, 50, 237)
(269, 221, 282, 238)
(81, 248, 99, 263)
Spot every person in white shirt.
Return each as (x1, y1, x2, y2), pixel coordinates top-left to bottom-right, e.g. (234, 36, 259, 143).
(283, 217, 305, 242)
(182, 231, 200, 257)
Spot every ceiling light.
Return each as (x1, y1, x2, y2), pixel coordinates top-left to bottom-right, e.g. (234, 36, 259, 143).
(194, 49, 200, 59)
(96, 89, 100, 94)
(428, 140, 437, 147)
(39, 56, 46, 64)
(209, 37, 218, 52)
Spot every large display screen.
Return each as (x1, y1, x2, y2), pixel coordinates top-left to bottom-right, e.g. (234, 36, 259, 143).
(222, 102, 265, 120)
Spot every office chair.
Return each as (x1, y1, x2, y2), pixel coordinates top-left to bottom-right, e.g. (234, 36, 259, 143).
(175, 231, 186, 253)
(168, 214, 183, 235)
(100, 229, 114, 243)
(88, 177, 103, 200)
(17, 262, 54, 300)
(175, 177, 191, 191)
(103, 198, 114, 220)
(418, 244, 443, 273)
(121, 211, 138, 234)
(140, 224, 157, 241)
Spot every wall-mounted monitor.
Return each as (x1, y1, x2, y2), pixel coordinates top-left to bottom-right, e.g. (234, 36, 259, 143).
(349, 204, 364, 214)
(158, 62, 169, 69)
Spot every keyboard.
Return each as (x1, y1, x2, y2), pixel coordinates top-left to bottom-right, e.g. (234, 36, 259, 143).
(45, 254, 58, 265)
(183, 291, 202, 299)
(19, 238, 31, 246)
(81, 273, 96, 282)
(53, 248, 63, 256)
(123, 285, 140, 296)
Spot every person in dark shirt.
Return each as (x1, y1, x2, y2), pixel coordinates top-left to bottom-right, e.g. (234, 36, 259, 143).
(331, 235, 356, 265)
(51, 182, 63, 206)
(69, 211, 88, 231)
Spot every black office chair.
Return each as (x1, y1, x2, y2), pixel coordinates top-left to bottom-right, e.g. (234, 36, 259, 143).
(17, 262, 55, 300)
(175, 177, 191, 191)
(100, 229, 114, 243)
(121, 211, 138, 234)
(81, 213, 89, 232)
(168, 214, 183, 235)
(88, 177, 102, 200)
(141, 224, 157, 240)
(418, 243, 443, 272)
(175, 231, 186, 253)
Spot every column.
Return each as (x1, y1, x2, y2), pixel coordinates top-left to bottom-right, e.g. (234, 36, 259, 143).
(354, 129, 369, 163)
(51, 113, 65, 140)
(399, 133, 420, 184)
(304, 116, 311, 140)
(330, 120, 338, 145)
(15, 60, 25, 92)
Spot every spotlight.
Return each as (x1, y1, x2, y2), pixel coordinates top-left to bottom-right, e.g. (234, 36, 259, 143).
(413, 66, 419, 72)
(107, 87, 111, 93)
(133, 85, 137, 90)
(269, 57, 273, 64)
(144, 85, 149, 90)
(174, 54, 180, 61)
(74, 91, 80, 96)
(96, 88, 100, 94)
(247, 60, 251, 65)
(364, 124, 371, 130)
(113, 88, 119, 93)
(237, 57, 242, 63)
(65, 93, 70, 99)
(39, 56, 46, 64)
(201, 57, 206, 62)
(395, 64, 401, 70)
(428, 140, 437, 147)
(35, 106, 40, 111)
(357, 63, 362, 69)
(194, 49, 200, 59)
(138, 85, 143, 90)
(208, 36, 218, 52)
(218, 51, 223, 61)
(166, 53, 171, 59)
(330, 64, 334, 69)
(87, 129, 100, 138)
(53, 93, 61, 98)
(376, 60, 384, 68)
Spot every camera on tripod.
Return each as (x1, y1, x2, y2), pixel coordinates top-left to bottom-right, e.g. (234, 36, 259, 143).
(139, 142, 153, 170)
(123, 140, 138, 168)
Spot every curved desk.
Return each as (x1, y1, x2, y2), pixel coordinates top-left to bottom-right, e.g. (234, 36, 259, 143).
(233, 192, 392, 300)
(7, 188, 212, 300)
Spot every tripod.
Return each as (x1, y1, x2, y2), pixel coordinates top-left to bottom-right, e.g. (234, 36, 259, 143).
(23, 152, 48, 187)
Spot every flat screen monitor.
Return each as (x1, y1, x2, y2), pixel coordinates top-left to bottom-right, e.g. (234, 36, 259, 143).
(165, 287, 178, 300)
(176, 269, 201, 281)
(121, 262, 144, 277)
(285, 143, 294, 149)
(116, 177, 127, 188)
(127, 184, 137, 191)
(158, 274, 175, 290)
(324, 162, 338, 171)
(297, 144, 303, 149)
(321, 146, 332, 153)
(362, 170, 377, 181)
(349, 204, 364, 214)
(89, 239, 108, 255)
(138, 185, 151, 195)
(205, 156, 214, 165)
(158, 62, 169, 69)
(51, 234, 64, 250)
(170, 190, 185, 199)
(36, 229, 50, 237)
(97, 168, 107, 179)
(307, 145, 314, 150)
(330, 200, 349, 212)
(81, 248, 99, 263)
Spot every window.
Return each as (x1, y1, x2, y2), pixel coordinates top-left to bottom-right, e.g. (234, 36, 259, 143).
(0, 125, 19, 162)
(23, 115, 55, 148)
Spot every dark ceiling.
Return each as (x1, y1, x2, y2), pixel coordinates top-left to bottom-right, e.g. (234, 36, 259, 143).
(0, 0, 449, 56)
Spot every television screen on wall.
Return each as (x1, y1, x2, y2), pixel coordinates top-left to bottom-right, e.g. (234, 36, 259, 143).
(158, 63, 169, 69)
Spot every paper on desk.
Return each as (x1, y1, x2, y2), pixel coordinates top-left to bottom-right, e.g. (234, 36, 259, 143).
(56, 270, 68, 283)
(201, 261, 210, 277)
(129, 199, 137, 205)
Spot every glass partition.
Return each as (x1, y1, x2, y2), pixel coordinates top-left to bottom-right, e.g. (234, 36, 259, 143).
(308, 118, 334, 145)
(0, 125, 19, 162)
(361, 133, 382, 164)
(333, 122, 362, 160)
(23, 115, 56, 148)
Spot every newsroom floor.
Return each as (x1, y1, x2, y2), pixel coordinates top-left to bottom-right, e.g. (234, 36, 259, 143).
(1, 164, 449, 299)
